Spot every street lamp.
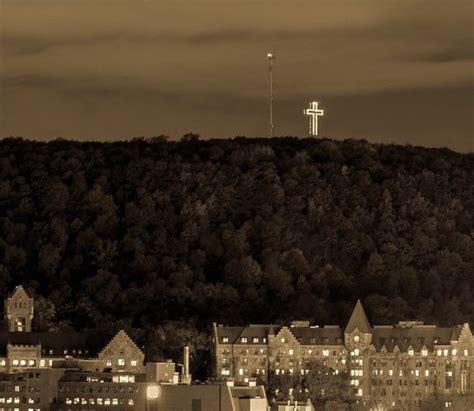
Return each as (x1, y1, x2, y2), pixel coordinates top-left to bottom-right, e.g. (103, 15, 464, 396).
(145, 384, 160, 411)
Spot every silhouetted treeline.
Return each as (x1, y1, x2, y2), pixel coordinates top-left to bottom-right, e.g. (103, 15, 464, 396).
(0, 136, 472, 376)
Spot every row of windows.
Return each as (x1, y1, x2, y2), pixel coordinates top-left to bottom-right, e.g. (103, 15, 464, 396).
(0, 387, 40, 393)
(64, 398, 134, 406)
(0, 408, 40, 411)
(59, 386, 138, 394)
(6, 359, 52, 368)
(105, 360, 138, 367)
(0, 398, 39, 404)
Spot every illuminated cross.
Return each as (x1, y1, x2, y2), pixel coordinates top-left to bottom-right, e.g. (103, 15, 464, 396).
(304, 101, 324, 136)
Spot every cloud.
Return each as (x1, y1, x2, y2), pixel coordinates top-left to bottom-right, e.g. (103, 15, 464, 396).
(1, 0, 472, 150)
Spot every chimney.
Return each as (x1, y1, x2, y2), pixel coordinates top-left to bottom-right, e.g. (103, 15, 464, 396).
(184, 346, 189, 378)
(180, 346, 192, 385)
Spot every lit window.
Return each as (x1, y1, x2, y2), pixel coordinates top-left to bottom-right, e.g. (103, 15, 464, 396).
(464, 350, 469, 356)
(452, 349, 457, 356)
(253, 337, 259, 343)
(131, 360, 138, 367)
(118, 358, 125, 366)
(222, 337, 229, 343)
(239, 368, 243, 376)
(288, 349, 294, 356)
(408, 349, 414, 356)
(106, 360, 112, 367)
(281, 338, 287, 343)
(241, 338, 247, 343)
(421, 349, 428, 356)
(354, 349, 360, 356)
(322, 350, 330, 357)
(12, 360, 19, 366)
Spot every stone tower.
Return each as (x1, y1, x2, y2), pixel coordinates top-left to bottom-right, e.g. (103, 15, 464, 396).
(5, 286, 34, 332)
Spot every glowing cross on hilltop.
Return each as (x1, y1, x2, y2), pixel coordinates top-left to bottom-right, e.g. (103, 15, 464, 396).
(304, 101, 324, 136)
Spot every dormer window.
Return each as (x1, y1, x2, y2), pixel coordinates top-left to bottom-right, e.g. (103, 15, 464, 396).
(281, 338, 287, 343)
(241, 337, 248, 343)
(253, 337, 259, 343)
(222, 337, 229, 343)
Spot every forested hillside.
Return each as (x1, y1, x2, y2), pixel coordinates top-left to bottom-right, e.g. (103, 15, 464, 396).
(0, 136, 472, 374)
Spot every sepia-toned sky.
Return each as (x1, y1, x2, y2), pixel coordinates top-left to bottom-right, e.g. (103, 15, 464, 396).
(1, 0, 473, 151)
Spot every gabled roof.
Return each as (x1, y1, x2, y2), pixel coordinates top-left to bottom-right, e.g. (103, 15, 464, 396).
(8, 286, 31, 300)
(98, 330, 144, 359)
(345, 300, 371, 334)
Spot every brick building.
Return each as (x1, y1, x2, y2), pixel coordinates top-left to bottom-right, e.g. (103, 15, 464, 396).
(212, 300, 474, 410)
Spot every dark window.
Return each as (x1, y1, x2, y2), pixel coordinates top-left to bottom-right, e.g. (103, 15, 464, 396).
(192, 399, 202, 411)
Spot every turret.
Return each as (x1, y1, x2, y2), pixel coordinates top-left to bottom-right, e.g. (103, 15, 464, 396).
(5, 286, 34, 332)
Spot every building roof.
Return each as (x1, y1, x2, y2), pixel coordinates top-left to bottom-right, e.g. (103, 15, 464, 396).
(0, 331, 111, 358)
(7, 285, 31, 300)
(371, 326, 458, 352)
(216, 324, 344, 345)
(345, 300, 371, 334)
(290, 326, 343, 345)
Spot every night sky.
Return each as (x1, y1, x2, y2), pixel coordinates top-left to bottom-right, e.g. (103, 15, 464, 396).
(1, 0, 473, 152)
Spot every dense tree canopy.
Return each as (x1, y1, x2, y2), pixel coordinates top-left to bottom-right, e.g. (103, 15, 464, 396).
(0, 136, 472, 377)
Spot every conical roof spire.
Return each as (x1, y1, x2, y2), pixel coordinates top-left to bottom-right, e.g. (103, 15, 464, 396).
(345, 299, 371, 334)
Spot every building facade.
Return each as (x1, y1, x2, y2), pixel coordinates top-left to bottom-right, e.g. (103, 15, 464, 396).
(212, 300, 474, 410)
(0, 286, 269, 411)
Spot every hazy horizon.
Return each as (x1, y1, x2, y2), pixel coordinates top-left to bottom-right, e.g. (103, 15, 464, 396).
(1, 0, 473, 152)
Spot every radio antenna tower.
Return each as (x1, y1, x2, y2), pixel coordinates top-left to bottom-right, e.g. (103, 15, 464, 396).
(267, 53, 275, 137)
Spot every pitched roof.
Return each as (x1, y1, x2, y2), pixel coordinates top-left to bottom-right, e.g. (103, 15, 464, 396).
(8, 285, 31, 300)
(215, 324, 344, 345)
(371, 326, 456, 352)
(98, 330, 144, 359)
(345, 300, 371, 334)
(291, 326, 343, 345)
(0, 331, 111, 357)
